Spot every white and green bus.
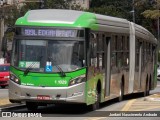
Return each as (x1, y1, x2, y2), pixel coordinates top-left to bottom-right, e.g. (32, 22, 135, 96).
(9, 9, 157, 110)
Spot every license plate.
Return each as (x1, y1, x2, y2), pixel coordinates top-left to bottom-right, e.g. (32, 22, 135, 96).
(37, 95, 50, 100)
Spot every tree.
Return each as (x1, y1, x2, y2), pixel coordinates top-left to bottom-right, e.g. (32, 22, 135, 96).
(3, 0, 78, 51)
(89, 0, 132, 20)
(134, 0, 159, 36)
(135, 0, 160, 61)
(45, 0, 72, 9)
(141, 0, 160, 19)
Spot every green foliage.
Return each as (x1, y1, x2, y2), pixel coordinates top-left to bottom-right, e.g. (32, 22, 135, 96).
(89, 0, 131, 19)
(4, 5, 19, 26)
(134, 0, 159, 37)
(4, 0, 158, 38)
(5, 0, 74, 27)
(88, 5, 127, 18)
(141, 0, 160, 19)
(142, 10, 160, 19)
(89, 0, 158, 38)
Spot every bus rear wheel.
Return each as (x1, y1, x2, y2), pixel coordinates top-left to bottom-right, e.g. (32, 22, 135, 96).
(119, 81, 124, 101)
(143, 85, 149, 97)
(143, 79, 149, 97)
(26, 102, 38, 111)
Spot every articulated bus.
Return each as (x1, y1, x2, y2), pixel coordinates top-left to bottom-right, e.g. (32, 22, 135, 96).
(9, 9, 157, 110)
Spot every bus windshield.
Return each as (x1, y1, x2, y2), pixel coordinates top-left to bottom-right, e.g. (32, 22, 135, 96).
(12, 39, 85, 72)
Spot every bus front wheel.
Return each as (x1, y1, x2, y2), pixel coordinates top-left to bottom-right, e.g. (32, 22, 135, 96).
(91, 89, 100, 111)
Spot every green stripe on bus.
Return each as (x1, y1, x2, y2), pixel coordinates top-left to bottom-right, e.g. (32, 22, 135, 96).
(10, 66, 86, 87)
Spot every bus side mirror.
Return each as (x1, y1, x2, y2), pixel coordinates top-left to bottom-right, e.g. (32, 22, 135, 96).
(1, 26, 15, 52)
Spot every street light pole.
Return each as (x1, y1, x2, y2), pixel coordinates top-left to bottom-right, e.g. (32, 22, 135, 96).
(132, 0, 135, 23)
(158, 17, 159, 41)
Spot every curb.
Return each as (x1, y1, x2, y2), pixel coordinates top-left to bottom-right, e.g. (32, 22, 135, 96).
(0, 104, 26, 112)
(144, 97, 160, 101)
(144, 93, 160, 101)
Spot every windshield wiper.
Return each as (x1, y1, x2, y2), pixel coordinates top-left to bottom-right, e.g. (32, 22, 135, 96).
(24, 62, 36, 76)
(48, 57, 66, 77)
(55, 65, 66, 77)
(23, 56, 43, 76)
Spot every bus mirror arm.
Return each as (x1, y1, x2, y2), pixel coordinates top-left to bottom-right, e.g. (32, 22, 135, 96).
(1, 26, 15, 52)
(90, 33, 96, 39)
(5, 26, 15, 34)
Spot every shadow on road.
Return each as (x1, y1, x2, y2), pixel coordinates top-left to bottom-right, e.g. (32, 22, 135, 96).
(5, 92, 147, 117)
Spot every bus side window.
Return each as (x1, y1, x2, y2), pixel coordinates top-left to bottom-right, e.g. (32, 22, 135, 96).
(90, 39, 97, 58)
(90, 32, 97, 66)
(90, 33, 97, 58)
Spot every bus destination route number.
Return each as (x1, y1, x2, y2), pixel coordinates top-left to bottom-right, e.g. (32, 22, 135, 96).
(23, 28, 76, 37)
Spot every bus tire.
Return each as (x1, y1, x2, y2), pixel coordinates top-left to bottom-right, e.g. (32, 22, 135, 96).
(146, 81, 150, 96)
(143, 77, 149, 97)
(91, 89, 100, 111)
(26, 102, 38, 111)
(119, 81, 124, 102)
(9, 99, 21, 103)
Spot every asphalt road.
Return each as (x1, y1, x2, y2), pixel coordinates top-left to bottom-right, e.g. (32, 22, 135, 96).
(0, 81, 160, 120)
(0, 87, 8, 99)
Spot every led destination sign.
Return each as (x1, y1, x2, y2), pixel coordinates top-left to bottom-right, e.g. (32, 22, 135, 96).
(22, 28, 78, 37)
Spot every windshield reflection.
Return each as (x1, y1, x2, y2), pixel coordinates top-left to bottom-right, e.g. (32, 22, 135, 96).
(48, 41, 84, 72)
(12, 40, 85, 72)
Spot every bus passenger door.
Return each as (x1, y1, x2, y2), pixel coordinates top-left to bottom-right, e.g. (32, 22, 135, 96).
(152, 46, 156, 88)
(104, 36, 111, 96)
(138, 42, 142, 90)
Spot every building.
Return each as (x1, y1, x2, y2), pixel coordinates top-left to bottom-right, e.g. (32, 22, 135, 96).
(71, 0, 90, 9)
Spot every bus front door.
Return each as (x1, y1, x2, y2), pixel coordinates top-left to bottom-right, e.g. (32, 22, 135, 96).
(104, 37, 111, 97)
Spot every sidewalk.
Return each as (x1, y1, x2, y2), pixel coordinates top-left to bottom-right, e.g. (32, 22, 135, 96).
(0, 98, 11, 107)
(144, 93, 160, 101)
(0, 98, 25, 110)
(122, 93, 160, 111)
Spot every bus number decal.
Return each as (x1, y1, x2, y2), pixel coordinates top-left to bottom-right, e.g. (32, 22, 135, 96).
(55, 80, 67, 85)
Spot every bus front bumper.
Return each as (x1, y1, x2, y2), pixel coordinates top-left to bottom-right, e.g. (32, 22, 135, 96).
(9, 80, 86, 104)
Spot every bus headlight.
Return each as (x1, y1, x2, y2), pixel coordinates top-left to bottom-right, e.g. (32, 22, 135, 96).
(10, 73, 21, 84)
(69, 75, 86, 86)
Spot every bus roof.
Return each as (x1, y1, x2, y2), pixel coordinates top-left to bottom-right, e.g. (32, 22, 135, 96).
(15, 9, 157, 43)
(15, 9, 98, 29)
(15, 9, 130, 30)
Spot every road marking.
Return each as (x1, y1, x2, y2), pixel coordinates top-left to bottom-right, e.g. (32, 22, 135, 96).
(85, 117, 106, 120)
(121, 99, 136, 111)
(133, 106, 160, 111)
(85, 99, 137, 120)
